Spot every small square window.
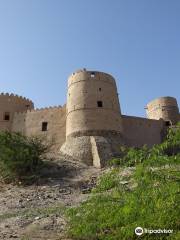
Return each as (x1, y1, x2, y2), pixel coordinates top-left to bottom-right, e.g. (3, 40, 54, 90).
(4, 112, 10, 121)
(42, 122, 48, 131)
(97, 101, 103, 107)
(165, 121, 171, 127)
(91, 72, 95, 78)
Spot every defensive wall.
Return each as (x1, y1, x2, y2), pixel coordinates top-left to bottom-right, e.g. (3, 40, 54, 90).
(0, 93, 34, 131)
(122, 115, 165, 147)
(12, 105, 66, 151)
(0, 69, 179, 167)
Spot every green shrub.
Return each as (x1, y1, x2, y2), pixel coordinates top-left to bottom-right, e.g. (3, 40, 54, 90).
(0, 131, 51, 183)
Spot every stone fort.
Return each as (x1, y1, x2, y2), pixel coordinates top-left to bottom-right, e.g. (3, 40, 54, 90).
(0, 69, 179, 167)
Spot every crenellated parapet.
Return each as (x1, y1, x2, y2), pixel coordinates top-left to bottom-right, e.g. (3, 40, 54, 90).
(68, 69, 117, 88)
(27, 105, 62, 113)
(0, 92, 34, 107)
(13, 105, 65, 116)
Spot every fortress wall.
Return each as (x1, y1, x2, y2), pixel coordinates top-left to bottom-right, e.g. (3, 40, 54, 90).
(11, 112, 26, 134)
(122, 115, 165, 147)
(67, 110, 122, 136)
(0, 93, 34, 131)
(12, 105, 66, 151)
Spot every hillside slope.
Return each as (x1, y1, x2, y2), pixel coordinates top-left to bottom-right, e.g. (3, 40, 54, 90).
(0, 125, 179, 240)
(66, 125, 180, 240)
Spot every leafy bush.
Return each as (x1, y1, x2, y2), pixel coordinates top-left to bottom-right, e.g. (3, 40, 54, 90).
(66, 124, 180, 240)
(0, 131, 51, 183)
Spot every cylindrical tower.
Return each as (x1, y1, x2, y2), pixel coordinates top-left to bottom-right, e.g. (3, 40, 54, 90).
(66, 69, 122, 138)
(60, 69, 123, 166)
(0, 93, 34, 131)
(146, 96, 179, 125)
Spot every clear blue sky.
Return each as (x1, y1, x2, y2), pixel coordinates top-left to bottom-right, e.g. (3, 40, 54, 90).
(0, 0, 179, 117)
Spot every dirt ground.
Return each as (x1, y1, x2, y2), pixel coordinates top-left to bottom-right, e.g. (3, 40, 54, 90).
(0, 157, 101, 240)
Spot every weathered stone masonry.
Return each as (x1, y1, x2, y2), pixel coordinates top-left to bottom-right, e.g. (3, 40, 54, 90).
(0, 69, 179, 167)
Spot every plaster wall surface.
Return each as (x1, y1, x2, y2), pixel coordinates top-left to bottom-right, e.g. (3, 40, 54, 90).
(0, 93, 34, 131)
(146, 97, 179, 124)
(60, 136, 93, 165)
(66, 70, 122, 137)
(12, 105, 66, 151)
(122, 115, 165, 147)
(11, 112, 26, 134)
(90, 136, 101, 168)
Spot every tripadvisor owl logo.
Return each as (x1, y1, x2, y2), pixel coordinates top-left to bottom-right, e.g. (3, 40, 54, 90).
(135, 227, 173, 236)
(135, 227, 144, 236)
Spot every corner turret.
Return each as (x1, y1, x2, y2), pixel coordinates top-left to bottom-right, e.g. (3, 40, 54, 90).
(146, 96, 179, 125)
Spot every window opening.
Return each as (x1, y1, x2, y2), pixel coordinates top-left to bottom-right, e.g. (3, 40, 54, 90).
(97, 101, 103, 107)
(91, 72, 95, 77)
(165, 121, 171, 127)
(4, 112, 10, 121)
(42, 122, 48, 131)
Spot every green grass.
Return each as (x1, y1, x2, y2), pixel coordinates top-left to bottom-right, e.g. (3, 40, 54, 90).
(66, 125, 180, 240)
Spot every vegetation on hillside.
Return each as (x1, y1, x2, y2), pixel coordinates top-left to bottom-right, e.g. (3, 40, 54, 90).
(0, 131, 51, 184)
(66, 124, 180, 240)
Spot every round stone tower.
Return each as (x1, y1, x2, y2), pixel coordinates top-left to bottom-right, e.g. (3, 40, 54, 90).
(0, 93, 34, 131)
(60, 69, 123, 167)
(146, 96, 179, 125)
(66, 69, 122, 138)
